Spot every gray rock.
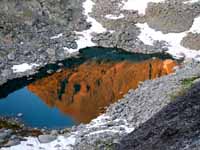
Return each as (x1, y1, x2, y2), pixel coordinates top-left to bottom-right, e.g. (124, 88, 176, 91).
(47, 48, 56, 57)
(56, 69, 62, 73)
(0, 139, 4, 144)
(51, 130, 58, 136)
(58, 63, 64, 67)
(1, 69, 12, 77)
(7, 52, 15, 60)
(181, 32, 200, 50)
(145, 2, 196, 33)
(54, 144, 61, 148)
(10, 135, 17, 140)
(4, 139, 20, 147)
(0, 130, 12, 139)
(5, 129, 13, 135)
(38, 135, 57, 143)
(47, 70, 54, 74)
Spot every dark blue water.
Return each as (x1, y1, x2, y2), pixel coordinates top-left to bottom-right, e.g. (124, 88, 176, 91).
(0, 47, 175, 129)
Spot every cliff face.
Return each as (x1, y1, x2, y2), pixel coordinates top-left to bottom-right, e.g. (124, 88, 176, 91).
(28, 59, 177, 123)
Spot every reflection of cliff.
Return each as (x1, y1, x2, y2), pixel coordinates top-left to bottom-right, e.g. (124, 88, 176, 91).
(28, 59, 177, 123)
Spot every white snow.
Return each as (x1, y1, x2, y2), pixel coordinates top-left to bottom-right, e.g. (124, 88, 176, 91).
(122, 0, 165, 15)
(2, 135, 76, 150)
(86, 115, 134, 135)
(63, 47, 79, 54)
(189, 16, 200, 33)
(105, 14, 125, 20)
(50, 33, 63, 40)
(12, 63, 39, 73)
(87, 129, 119, 136)
(136, 16, 200, 60)
(183, 0, 200, 4)
(63, 0, 107, 53)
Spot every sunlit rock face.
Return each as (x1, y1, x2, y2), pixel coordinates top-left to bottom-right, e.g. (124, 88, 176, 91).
(28, 59, 177, 123)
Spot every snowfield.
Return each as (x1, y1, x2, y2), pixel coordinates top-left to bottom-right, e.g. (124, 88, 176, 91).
(136, 16, 200, 60)
(12, 63, 39, 73)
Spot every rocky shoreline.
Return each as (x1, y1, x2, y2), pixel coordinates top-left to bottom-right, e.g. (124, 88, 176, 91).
(1, 0, 200, 149)
(0, 116, 75, 148)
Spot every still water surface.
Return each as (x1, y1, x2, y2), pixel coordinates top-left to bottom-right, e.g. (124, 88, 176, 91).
(0, 47, 177, 129)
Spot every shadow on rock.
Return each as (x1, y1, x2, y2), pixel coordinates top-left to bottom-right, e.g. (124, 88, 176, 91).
(116, 81, 200, 150)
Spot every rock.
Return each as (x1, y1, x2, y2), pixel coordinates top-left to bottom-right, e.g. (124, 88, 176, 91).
(56, 69, 62, 73)
(10, 135, 17, 140)
(181, 32, 200, 50)
(50, 130, 58, 136)
(1, 69, 12, 77)
(47, 70, 54, 74)
(0, 132, 11, 139)
(47, 48, 56, 57)
(4, 139, 20, 147)
(192, 78, 200, 84)
(38, 135, 57, 143)
(54, 144, 61, 148)
(70, 42, 78, 49)
(58, 63, 64, 67)
(145, 2, 195, 33)
(7, 52, 15, 60)
(5, 129, 13, 135)
(0, 139, 4, 144)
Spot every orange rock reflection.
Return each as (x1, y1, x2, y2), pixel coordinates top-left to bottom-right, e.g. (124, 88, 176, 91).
(28, 59, 177, 123)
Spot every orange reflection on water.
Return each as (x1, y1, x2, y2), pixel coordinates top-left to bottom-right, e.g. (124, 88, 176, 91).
(28, 59, 177, 123)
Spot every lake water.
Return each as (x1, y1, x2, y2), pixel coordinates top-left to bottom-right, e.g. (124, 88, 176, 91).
(0, 47, 177, 129)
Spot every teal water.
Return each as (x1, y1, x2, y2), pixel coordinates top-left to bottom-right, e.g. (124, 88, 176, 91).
(0, 87, 76, 128)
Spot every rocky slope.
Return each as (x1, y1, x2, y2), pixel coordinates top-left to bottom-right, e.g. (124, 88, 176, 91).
(117, 76, 200, 150)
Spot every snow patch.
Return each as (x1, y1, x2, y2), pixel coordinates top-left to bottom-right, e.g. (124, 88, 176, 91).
(63, 0, 107, 53)
(87, 129, 119, 136)
(87, 115, 134, 134)
(63, 47, 79, 54)
(136, 16, 200, 60)
(12, 63, 39, 73)
(105, 14, 125, 20)
(122, 0, 165, 15)
(50, 33, 63, 40)
(183, 0, 200, 4)
(189, 16, 200, 33)
(2, 135, 76, 150)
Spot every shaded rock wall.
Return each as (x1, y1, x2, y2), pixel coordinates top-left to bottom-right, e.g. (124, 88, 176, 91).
(117, 78, 200, 150)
